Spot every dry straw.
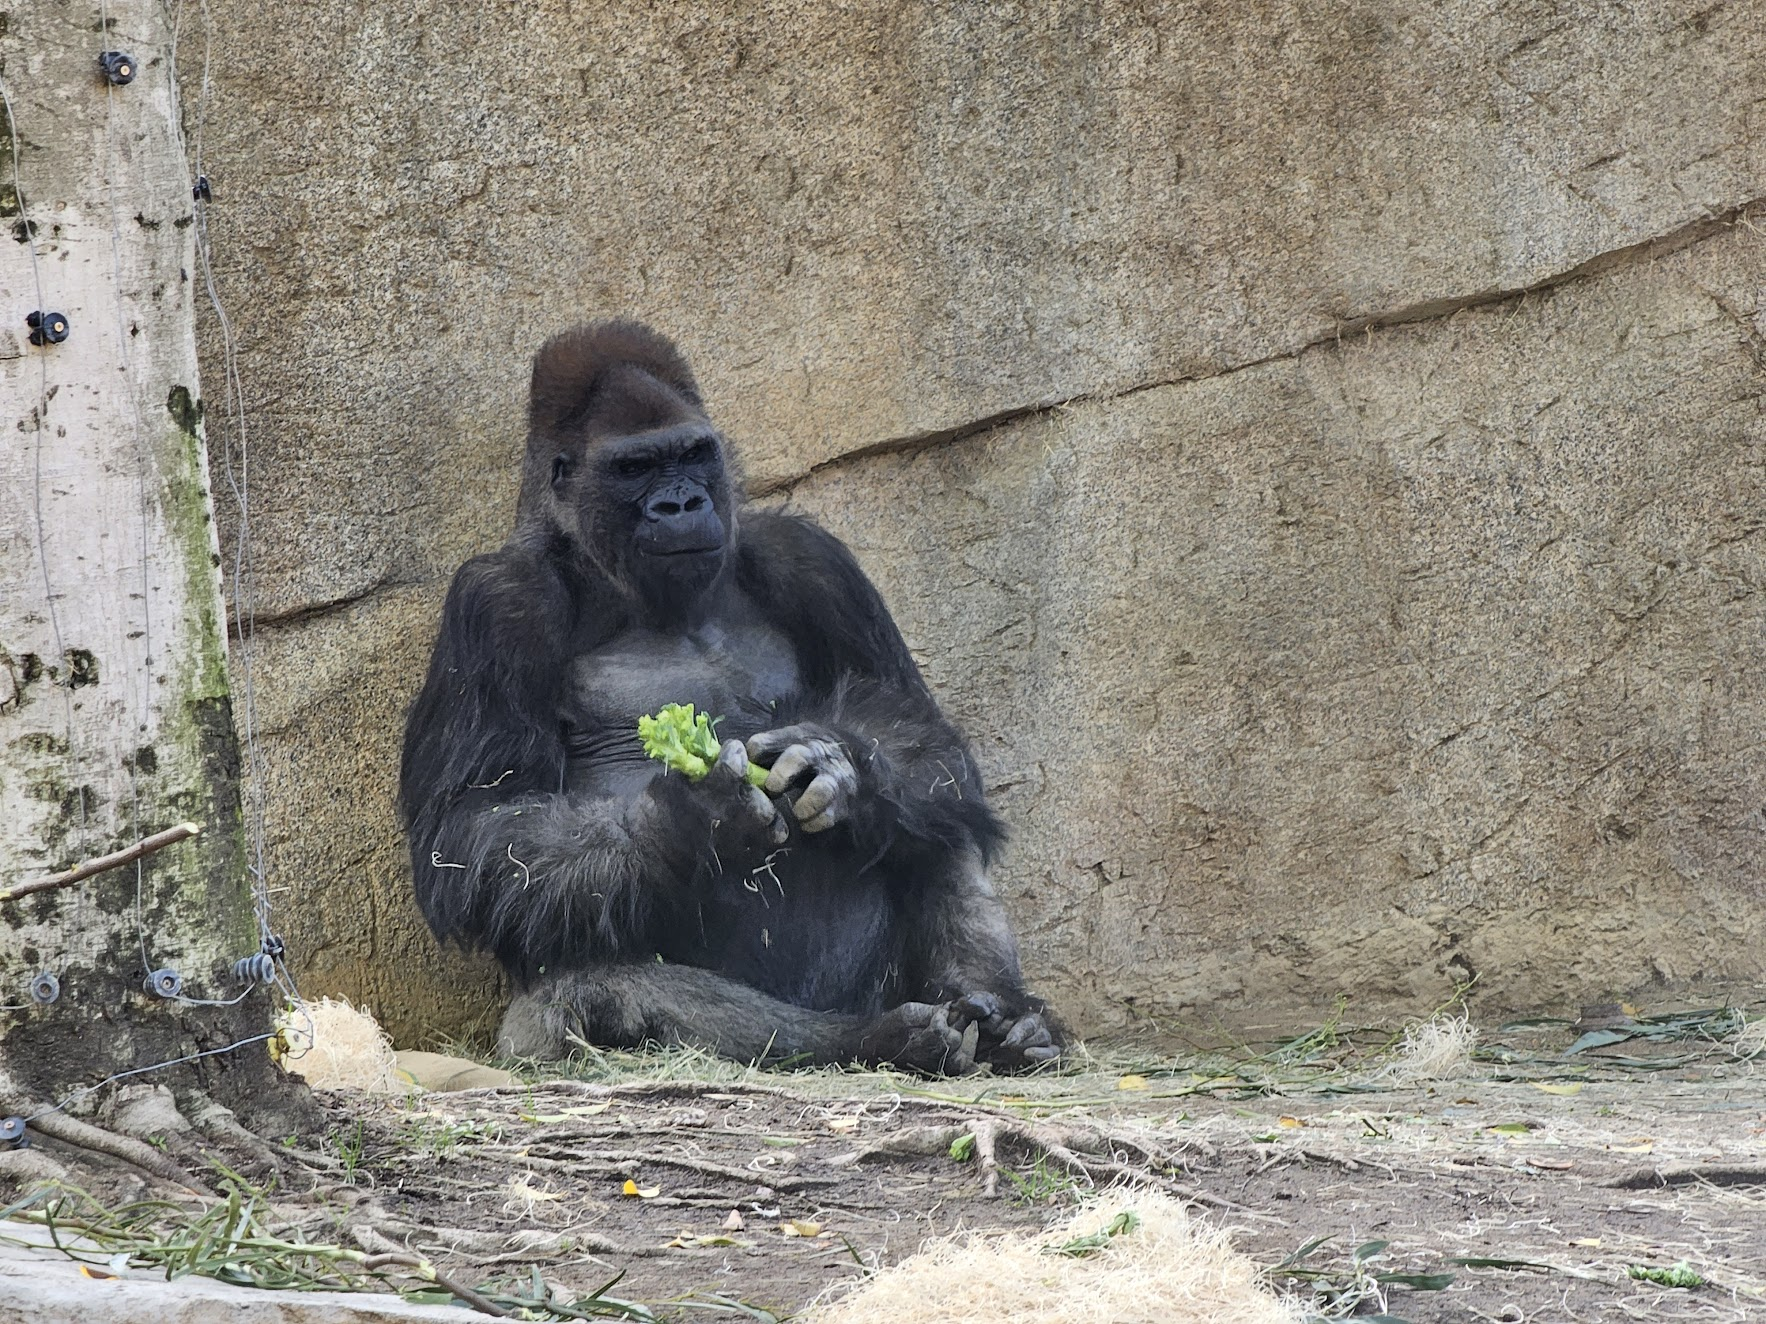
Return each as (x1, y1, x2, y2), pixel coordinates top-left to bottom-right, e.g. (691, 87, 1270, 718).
(276, 996, 403, 1093)
(1382, 1011, 1479, 1085)
(808, 1192, 1300, 1324)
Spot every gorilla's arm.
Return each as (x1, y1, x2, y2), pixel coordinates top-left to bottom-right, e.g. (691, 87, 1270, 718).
(737, 512, 1007, 865)
(400, 551, 775, 978)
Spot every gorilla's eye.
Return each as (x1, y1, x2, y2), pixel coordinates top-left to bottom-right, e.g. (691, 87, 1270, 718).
(550, 455, 570, 488)
(614, 455, 651, 479)
(681, 438, 715, 466)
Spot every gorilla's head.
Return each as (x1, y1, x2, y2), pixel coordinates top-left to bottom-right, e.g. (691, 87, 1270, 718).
(520, 321, 739, 617)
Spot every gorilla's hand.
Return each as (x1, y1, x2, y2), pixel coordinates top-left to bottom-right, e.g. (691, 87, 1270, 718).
(746, 724, 859, 833)
(650, 739, 788, 858)
(939, 992, 1061, 1070)
(706, 739, 790, 848)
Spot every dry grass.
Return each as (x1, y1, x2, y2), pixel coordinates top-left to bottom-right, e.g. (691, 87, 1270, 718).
(1380, 1011, 1478, 1085)
(276, 997, 402, 1093)
(1732, 1013, 1766, 1060)
(806, 1192, 1300, 1324)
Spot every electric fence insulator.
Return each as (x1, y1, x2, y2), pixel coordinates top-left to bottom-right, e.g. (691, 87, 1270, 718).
(262, 933, 285, 960)
(26, 311, 69, 346)
(145, 968, 183, 999)
(233, 952, 275, 984)
(0, 1117, 24, 1146)
(99, 51, 137, 85)
(193, 176, 212, 202)
(28, 971, 59, 1005)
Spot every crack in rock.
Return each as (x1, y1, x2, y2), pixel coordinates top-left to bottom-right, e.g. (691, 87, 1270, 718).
(756, 194, 1766, 498)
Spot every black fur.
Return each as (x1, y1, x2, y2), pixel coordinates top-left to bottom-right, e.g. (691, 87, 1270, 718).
(400, 320, 1059, 1072)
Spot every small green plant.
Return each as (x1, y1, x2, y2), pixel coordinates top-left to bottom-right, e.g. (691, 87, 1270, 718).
(396, 1111, 499, 1158)
(948, 1133, 976, 1162)
(331, 1119, 366, 1184)
(638, 703, 768, 785)
(1003, 1153, 1080, 1206)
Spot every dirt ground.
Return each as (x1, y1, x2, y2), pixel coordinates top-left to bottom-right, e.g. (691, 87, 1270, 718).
(5, 1010, 1764, 1322)
(301, 1014, 1766, 1322)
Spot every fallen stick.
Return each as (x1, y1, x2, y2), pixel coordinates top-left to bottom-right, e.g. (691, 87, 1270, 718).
(0, 822, 201, 903)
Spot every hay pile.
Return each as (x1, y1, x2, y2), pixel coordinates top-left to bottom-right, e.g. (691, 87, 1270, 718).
(808, 1193, 1298, 1324)
(276, 997, 402, 1093)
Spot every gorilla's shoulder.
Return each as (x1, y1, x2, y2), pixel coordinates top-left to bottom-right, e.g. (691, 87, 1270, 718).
(442, 545, 576, 648)
(738, 508, 862, 570)
(736, 510, 925, 693)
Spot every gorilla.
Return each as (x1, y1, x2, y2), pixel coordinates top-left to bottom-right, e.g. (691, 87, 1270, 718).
(399, 321, 1059, 1073)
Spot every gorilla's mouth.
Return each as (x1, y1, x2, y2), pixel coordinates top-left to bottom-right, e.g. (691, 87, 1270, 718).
(641, 544, 723, 558)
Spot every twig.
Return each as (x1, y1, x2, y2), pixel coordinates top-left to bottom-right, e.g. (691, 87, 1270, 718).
(1, 822, 202, 902)
(359, 1252, 512, 1317)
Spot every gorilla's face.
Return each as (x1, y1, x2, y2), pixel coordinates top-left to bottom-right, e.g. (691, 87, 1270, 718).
(555, 422, 735, 617)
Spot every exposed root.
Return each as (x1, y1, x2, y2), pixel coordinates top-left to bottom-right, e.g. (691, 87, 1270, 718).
(832, 1115, 1254, 1212)
(186, 1092, 339, 1180)
(362, 1212, 667, 1261)
(1604, 1164, 1766, 1189)
(26, 1111, 207, 1191)
(476, 1144, 836, 1192)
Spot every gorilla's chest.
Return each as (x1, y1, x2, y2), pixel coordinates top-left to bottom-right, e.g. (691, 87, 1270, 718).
(562, 616, 800, 783)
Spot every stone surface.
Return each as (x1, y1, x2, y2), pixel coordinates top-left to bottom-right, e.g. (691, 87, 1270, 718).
(0, 1246, 469, 1324)
(788, 229, 1766, 1031)
(184, 1, 1766, 1042)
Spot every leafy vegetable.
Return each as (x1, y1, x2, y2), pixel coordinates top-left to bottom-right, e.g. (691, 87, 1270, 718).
(638, 703, 767, 787)
(1049, 1211, 1142, 1258)
(1628, 1262, 1702, 1288)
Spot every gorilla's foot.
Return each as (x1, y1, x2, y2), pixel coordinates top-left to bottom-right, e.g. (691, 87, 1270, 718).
(856, 999, 999, 1075)
(496, 990, 572, 1061)
(949, 992, 1062, 1070)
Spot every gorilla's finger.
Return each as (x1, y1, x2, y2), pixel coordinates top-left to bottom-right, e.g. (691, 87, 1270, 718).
(712, 739, 751, 782)
(799, 809, 840, 833)
(792, 771, 843, 822)
(958, 1018, 981, 1065)
(763, 745, 816, 795)
(745, 726, 820, 761)
(740, 785, 776, 827)
(1022, 1045, 1061, 1063)
(1001, 1015, 1050, 1051)
(952, 992, 1003, 1026)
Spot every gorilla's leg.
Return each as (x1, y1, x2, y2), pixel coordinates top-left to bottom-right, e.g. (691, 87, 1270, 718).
(908, 851, 1063, 1069)
(499, 962, 985, 1073)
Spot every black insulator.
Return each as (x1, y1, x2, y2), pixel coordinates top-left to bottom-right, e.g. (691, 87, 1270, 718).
(28, 971, 59, 1005)
(145, 968, 183, 999)
(262, 934, 285, 960)
(0, 1117, 24, 1146)
(26, 311, 69, 346)
(193, 176, 212, 202)
(99, 51, 137, 85)
(233, 952, 275, 984)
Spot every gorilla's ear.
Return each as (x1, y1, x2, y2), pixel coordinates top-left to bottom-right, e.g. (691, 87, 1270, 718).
(528, 320, 703, 433)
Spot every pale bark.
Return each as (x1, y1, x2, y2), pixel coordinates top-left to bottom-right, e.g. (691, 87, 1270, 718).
(0, 1, 269, 1105)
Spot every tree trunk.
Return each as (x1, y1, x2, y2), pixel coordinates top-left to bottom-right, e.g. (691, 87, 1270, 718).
(0, 2, 293, 1126)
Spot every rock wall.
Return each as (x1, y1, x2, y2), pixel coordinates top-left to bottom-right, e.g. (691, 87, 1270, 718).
(188, 0, 1766, 1044)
